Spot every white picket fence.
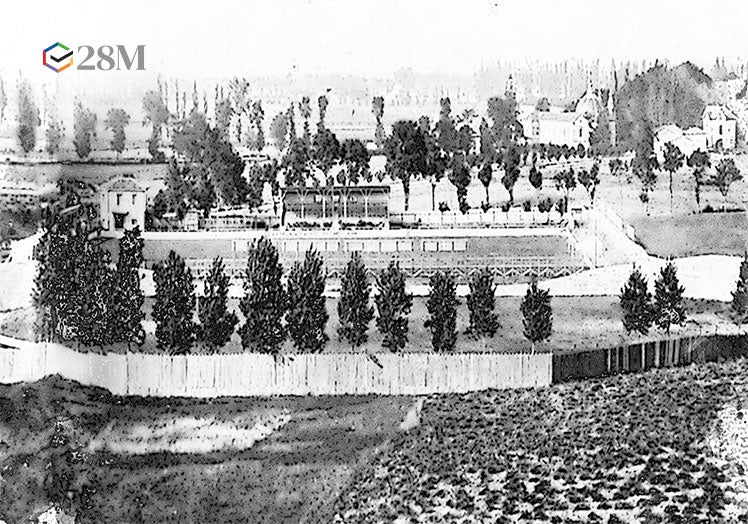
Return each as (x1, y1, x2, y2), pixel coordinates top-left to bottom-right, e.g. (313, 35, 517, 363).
(0, 336, 551, 397)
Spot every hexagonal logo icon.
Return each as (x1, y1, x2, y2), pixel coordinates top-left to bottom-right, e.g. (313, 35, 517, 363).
(42, 42, 73, 73)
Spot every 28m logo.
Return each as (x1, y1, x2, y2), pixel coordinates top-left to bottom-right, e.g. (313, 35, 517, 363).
(42, 43, 146, 72)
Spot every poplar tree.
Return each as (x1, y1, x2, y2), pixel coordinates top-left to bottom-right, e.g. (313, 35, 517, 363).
(653, 261, 686, 335)
(198, 257, 238, 352)
(112, 227, 145, 347)
(152, 251, 197, 354)
(732, 253, 748, 325)
(424, 271, 459, 352)
(465, 268, 500, 347)
(239, 237, 287, 354)
(338, 252, 373, 350)
(286, 248, 328, 353)
(520, 277, 552, 353)
(375, 261, 413, 352)
(620, 264, 654, 336)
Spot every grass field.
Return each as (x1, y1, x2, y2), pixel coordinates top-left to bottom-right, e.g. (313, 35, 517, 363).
(334, 357, 748, 522)
(0, 376, 413, 523)
(630, 212, 748, 257)
(0, 296, 733, 355)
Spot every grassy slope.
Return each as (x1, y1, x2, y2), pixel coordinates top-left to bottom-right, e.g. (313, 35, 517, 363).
(1, 297, 733, 354)
(335, 358, 748, 523)
(631, 212, 748, 258)
(0, 377, 411, 523)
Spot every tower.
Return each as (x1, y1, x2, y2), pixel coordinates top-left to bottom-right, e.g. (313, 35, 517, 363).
(505, 74, 516, 101)
(607, 90, 617, 149)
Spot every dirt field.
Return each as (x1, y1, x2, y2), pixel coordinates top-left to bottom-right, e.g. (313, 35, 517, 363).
(630, 212, 748, 257)
(335, 357, 748, 522)
(0, 376, 413, 523)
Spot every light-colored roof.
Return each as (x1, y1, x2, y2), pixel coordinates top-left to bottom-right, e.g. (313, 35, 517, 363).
(102, 176, 144, 193)
(531, 112, 582, 123)
(702, 104, 736, 121)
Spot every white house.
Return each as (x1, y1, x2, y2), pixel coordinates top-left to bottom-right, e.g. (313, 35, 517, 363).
(519, 73, 602, 148)
(99, 176, 146, 236)
(654, 124, 708, 162)
(702, 105, 737, 150)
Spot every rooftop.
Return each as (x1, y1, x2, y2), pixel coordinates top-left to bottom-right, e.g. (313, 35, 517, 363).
(101, 176, 144, 193)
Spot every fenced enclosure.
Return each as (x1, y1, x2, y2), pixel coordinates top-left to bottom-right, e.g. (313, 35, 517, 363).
(0, 336, 552, 397)
(553, 334, 747, 383)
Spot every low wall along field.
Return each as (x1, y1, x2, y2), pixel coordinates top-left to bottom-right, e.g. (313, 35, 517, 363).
(0, 336, 551, 396)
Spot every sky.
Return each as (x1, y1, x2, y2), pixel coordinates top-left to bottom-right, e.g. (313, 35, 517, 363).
(0, 0, 747, 80)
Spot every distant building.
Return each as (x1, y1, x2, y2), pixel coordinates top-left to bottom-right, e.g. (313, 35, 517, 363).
(0, 185, 40, 208)
(654, 124, 708, 162)
(99, 176, 146, 236)
(519, 72, 602, 148)
(282, 185, 390, 226)
(702, 105, 737, 150)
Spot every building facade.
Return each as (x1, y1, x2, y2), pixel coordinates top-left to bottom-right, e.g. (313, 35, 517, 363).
(282, 185, 390, 227)
(99, 177, 146, 236)
(702, 105, 737, 150)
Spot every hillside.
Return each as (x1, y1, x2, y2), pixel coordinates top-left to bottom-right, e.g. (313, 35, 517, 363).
(615, 62, 715, 150)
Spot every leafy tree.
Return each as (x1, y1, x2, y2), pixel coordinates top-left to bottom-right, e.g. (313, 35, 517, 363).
(529, 164, 543, 198)
(372, 96, 386, 149)
(662, 142, 685, 212)
(375, 261, 413, 352)
(317, 95, 329, 130)
(424, 271, 460, 352)
(311, 127, 341, 185)
(578, 162, 601, 204)
(732, 253, 748, 325)
(620, 264, 654, 335)
(152, 251, 196, 354)
(339, 139, 371, 185)
(113, 227, 145, 347)
(103, 108, 130, 155)
(384, 120, 428, 211)
(239, 237, 287, 354)
(712, 157, 742, 211)
(687, 150, 710, 211)
(634, 147, 658, 214)
(248, 100, 265, 150)
(0, 77, 6, 122)
(16, 80, 40, 154)
(214, 94, 233, 139)
(553, 168, 576, 214)
(449, 157, 472, 214)
(76, 241, 116, 348)
(501, 144, 522, 204)
(520, 277, 552, 353)
(73, 101, 97, 159)
(486, 95, 522, 144)
(465, 268, 500, 346)
(478, 162, 493, 206)
(197, 257, 238, 352)
(282, 136, 311, 186)
(45, 118, 63, 157)
(286, 248, 328, 353)
(270, 111, 288, 151)
(142, 90, 169, 161)
(300, 96, 312, 145)
(436, 97, 458, 156)
(419, 116, 447, 211)
(338, 252, 374, 350)
(653, 261, 686, 335)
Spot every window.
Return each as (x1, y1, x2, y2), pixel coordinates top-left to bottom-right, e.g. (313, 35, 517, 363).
(719, 125, 723, 135)
(347, 241, 364, 252)
(132, 194, 137, 205)
(116, 193, 122, 206)
(314, 195, 323, 203)
(380, 240, 397, 251)
(113, 212, 127, 230)
(424, 241, 438, 252)
(349, 195, 358, 203)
